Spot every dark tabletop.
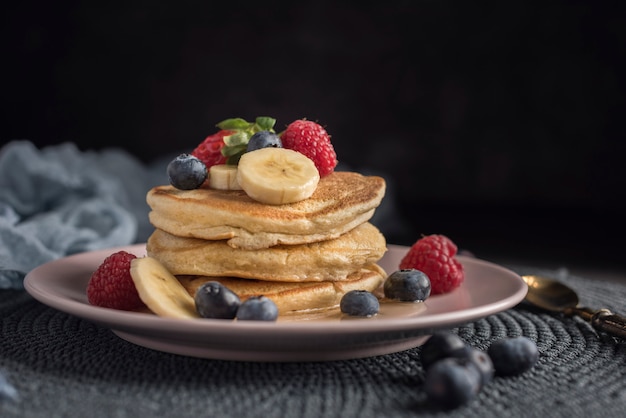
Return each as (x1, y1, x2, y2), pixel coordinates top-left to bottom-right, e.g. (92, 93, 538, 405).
(2, 265, 625, 418)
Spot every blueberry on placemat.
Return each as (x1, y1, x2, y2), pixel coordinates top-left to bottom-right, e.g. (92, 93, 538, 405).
(420, 332, 471, 370)
(488, 336, 539, 376)
(424, 358, 481, 409)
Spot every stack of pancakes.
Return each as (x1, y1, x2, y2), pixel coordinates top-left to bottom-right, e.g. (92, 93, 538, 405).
(145, 171, 388, 315)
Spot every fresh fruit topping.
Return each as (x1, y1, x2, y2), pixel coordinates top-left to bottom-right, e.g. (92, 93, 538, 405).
(192, 117, 277, 168)
(383, 269, 431, 301)
(280, 119, 338, 177)
(237, 147, 320, 205)
(399, 234, 464, 295)
(129, 257, 198, 319)
(247, 131, 282, 152)
(191, 129, 233, 169)
(487, 336, 539, 376)
(424, 357, 481, 409)
(194, 281, 242, 319)
(340, 290, 380, 317)
(236, 296, 279, 321)
(167, 153, 208, 190)
(420, 332, 472, 370)
(87, 251, 144, 310)
(208, 164, 243, 190)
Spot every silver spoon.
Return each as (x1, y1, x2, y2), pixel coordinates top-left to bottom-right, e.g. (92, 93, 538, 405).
(522, 275, 626, 339)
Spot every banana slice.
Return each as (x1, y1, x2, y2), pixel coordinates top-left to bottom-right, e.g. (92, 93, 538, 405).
(130, 257, 198, 319)
(209, 164, 243, 190)
(237, 148, 320, 205)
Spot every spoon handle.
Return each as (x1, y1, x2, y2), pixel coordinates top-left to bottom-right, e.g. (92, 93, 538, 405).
(569, 307, 626, 339)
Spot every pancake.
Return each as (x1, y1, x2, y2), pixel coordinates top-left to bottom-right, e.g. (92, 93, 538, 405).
(177, 263, 387, 315)
(146, 171, 386, 250)
(147, 222, 387, 282)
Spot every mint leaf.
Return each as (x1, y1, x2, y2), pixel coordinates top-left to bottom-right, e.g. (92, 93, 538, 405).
(221, 144, 247, 157)
(255, 117, 276, 132)
(226, 151, 246, 165)
(217, 118, 252, 130)
(223, 132, 249, 147)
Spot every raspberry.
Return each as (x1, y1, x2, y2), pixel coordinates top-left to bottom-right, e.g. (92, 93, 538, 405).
(86, 251, 144, 310)
(280, 120, 338, 177)
(191, 130, 233, 169)
(399, 234, 464, 294)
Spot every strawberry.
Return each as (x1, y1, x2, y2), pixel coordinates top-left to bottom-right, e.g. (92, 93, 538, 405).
(86, 251, 145, 310)
(191, 117, 277, 168)
(191, 130, 232, 169)
(399, 235, 464, 295)
(280, 119, 338, 177)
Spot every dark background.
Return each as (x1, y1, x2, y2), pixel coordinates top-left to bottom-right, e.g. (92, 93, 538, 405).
(2, 1, 625, 267)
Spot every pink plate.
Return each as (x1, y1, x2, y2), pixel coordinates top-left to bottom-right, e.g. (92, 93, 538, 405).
(24, 244, 527, 361)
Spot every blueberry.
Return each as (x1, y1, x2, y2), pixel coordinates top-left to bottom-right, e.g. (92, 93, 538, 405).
(463, 348, 494, 387)
(167, 153, 207, 190)
(488, 336, 539, 376)
(247, 131, 282, 152)
(194, 282, 241, 319)
(236, 296, 279, 321)
(420, 332, 471, 370)
(424, 358, 481, 409)
(384, 269, 431, 302)
(340, 290, 380, 317)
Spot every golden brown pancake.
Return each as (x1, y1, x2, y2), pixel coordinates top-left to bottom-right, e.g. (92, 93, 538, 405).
(146, 171, 386, 250)
(177, 263, 386, 315)
(147, 222, 386, 282)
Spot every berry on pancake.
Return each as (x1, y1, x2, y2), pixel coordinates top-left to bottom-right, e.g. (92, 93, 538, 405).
(192, 117, 277, 168)
(280, 119, 338, 177)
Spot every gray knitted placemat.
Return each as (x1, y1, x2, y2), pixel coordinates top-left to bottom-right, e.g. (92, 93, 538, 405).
(2, 266, 626, 418)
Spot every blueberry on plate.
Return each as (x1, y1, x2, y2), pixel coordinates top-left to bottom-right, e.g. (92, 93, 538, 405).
(247, 131, 282, 152)
(194, 282, 241, 319)
(424, 357, 481, 409)
(420, 332, 471, 370)
(488, 336, 539, 376)
(236, 296, 279, 321)
(384, 269, 431, 302)
(340, 290, 380, 317)
(167, 153, 207, 190)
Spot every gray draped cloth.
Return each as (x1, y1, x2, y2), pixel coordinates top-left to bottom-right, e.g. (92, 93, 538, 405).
(0, 141, 168, 289)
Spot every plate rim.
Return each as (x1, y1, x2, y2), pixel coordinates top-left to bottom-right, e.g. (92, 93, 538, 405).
(23, 243, 528, 360)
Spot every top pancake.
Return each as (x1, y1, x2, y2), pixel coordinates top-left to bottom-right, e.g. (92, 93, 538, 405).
(147, 171, 386, 250)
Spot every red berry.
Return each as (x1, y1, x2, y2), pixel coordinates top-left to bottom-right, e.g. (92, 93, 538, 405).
(86, 251, 145, 310)
(280, 120, 338, 177)
(399, 235, 464, 295)
(191, 130, 234, 169)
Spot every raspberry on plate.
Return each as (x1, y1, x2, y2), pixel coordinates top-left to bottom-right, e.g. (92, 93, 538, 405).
(280, 119, 338, 177)
(86, 251, 145, 310)
(399, 234, 464, 295)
